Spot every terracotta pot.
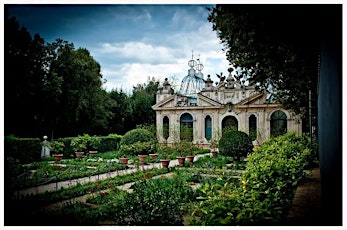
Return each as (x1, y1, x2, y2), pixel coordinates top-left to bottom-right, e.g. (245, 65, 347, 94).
(138, 155, 147, 163)
(89, 150, 98, 155)
(186, 155, 195, 164)
(160, 159, 170, 168)
(75, 151, 84, 159)
(52, 154, 63, 162)
(176, 156, 186, 167)
(211, 150, 218, 157)
(149, 154, 158, 159)
(119, 157, 129, 166)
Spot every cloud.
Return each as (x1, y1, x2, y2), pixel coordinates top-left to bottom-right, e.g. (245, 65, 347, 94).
(94, 41, 180, 65)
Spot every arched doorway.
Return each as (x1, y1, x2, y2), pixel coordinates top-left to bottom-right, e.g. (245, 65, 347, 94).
(222, 116, 238, 132)
(270, 110, 287, 137)
(180, 113, 193, 141)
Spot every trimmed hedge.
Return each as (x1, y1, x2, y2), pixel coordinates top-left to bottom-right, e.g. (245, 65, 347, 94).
(5, 136, 42, 164)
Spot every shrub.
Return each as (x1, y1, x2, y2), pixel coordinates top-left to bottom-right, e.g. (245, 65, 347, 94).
(218, 130, 253, 161)
(104, 174, 197, 225)
(70, 135, 88, 152)
(118, 141, 156, 157)
(120, 128, 156, 146)
(189, 132, 313, 225)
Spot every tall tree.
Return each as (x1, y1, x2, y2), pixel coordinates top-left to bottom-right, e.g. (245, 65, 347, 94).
(5, 9, 48, 137)
(107, 89, 132, 135)
(207, 5, 321, 119)
(129, 77, 160, 129)
(46, 42, 113, 137)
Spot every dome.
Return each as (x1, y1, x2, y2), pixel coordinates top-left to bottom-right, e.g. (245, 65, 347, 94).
(178, 54, 205, 97)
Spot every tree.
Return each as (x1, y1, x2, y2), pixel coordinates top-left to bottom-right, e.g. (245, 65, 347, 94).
(108, 88, 132, 135)
(5, 9, 48, 137)
(129, 77, 160, 129)
(207, 5, 322, 119)
(45, 43, 114, 137)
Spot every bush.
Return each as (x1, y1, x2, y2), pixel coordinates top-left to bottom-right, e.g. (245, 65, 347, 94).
(189, 132, 313, 225)
(119, 128, 157, 157)
(106, 174, 197, 225)
(218, 130, 253, 161)
(120, 128, 156, 146)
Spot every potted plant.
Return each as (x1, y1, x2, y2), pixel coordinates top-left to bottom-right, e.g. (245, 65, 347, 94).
(132, 141, 150, 164)
(158, 146, 171, 169)
(70, 135, 88, 159)
(176, 151, 186, 167)
(88, 135, 100, 155)
(118, 145, 131, 166)
(46, 141, 65, 162)
(210, 137, 219, 157)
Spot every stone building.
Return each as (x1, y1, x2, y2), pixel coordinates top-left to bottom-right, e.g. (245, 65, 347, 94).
(152, 57, 302, 147)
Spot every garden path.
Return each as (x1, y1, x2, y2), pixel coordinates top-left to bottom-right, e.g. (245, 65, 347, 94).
(286, 164, 322, 225)
(15, 153, 210, 199)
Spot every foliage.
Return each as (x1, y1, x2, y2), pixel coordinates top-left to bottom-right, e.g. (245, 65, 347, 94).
(129, 77, 160, 130)
(88, 135, 101, 151)
(70, 135, 88, 152)
(96, 174, 197, 225)
(46, 141, 65, 154)
(218, 130, 253, 161)
(107, 89, 132, 135)
(189, 132, 314, 225)
(207, 5, 320, 117)
(120, 128, 156, 146)
(180, 125, 193, 142)
(118, 141, 155, 157)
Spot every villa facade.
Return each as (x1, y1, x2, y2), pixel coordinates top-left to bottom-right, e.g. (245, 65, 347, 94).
(152, 58, 302, 147)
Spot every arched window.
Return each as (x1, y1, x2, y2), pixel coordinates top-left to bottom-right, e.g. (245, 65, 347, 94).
(205, 115, 212, 140)
(249, 115, 257, 141)
(222, 116, 238, 132)
(180, 113, 193, 141)
(270, 110, 287, 137)
(163, 116, 169, 140)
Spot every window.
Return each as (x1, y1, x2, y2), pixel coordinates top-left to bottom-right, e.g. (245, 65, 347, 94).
(163, 116, 169, 140)
(205, 115, 212, 140)
(270, 110, 287, 137)
(249, 115, 257, 141)
(222, 116, 238, 132)
(180, 113, 193, 141)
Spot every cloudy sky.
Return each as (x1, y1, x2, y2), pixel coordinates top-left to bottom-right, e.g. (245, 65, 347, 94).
(6, 4, 230, 93)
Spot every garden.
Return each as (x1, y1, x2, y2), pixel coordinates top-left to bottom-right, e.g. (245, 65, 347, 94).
(4, 128, 317, 226)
